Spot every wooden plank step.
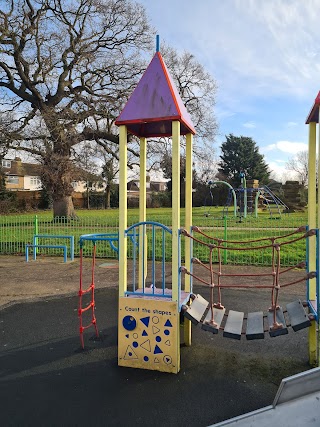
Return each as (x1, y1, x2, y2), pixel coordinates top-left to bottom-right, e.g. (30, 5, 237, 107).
(286, 300, 311, 332)
(202, 307, 226, 334)
(267, 307, 288, 337)
(223, 310, 244, 340)
(246, 311, 265, 340)
(183, 294, 209, 325)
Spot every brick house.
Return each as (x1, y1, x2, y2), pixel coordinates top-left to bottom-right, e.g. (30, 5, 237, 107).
(2, 157, 42, 191)
(2, 157, 104, 193)
(3, 158, 167, 192)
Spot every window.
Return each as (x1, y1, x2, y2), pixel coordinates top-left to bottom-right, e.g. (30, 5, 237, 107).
(2, 160, 11, 168)
(7, 176, 19, 184)
(30, 176, 41, 187)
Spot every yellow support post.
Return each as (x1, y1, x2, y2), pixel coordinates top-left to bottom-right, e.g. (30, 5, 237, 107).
(308, 121, 317, 366)
(317, 112, 320, 367)
(171, 121, 181, 373)
(119, 125, 128, 298)
(139, 137, 147, 289)
(171, 121, 181, 302)
(184, 133, 193, 346)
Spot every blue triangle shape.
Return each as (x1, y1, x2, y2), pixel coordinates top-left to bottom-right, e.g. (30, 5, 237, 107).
(142, 330, 148, 336)
(154, 345, 163, 355)
(125, 334, 129, 338)
(141, 316, 150, 327)
(164, 319, 173, 327)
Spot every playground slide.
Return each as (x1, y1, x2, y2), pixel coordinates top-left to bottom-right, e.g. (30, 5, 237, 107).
(210, 367, 320, 426)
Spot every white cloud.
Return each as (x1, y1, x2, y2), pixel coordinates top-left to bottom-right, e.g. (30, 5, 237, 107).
(243, 121, 256, 129)
(138, 0, 320, 158)
(215, 106, 236, 120)
(263, 140, 308, 154)
(268, 161, 298, 183)
(230, 0, 320, 98)
(139, 0, 320, 111)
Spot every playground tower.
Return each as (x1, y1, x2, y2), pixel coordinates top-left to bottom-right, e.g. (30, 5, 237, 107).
(115, 39, 195, 373)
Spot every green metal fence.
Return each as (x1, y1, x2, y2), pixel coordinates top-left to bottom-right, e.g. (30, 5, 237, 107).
(190, 214, 308, 267)
(0, 212, 308, 266)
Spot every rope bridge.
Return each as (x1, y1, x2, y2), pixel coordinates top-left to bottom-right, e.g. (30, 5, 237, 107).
(180, 225, 315, 339)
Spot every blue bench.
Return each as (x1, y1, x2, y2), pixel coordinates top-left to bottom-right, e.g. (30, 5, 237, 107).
(30, 234, 75, 262)
(25, 244, 68, 262)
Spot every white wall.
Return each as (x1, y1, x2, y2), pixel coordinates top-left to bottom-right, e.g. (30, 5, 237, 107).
(24, 176, 42, 190)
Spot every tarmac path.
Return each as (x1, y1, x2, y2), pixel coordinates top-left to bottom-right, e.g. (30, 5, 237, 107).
(0, 256, 312, 426)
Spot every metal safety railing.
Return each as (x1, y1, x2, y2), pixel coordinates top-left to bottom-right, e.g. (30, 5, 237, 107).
(0, 212, 309, 266)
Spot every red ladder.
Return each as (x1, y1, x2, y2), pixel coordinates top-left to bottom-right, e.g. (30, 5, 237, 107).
(78, 243, 99, 348)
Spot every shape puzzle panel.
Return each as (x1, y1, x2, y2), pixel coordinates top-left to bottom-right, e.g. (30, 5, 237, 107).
(118, 298, 179, 373)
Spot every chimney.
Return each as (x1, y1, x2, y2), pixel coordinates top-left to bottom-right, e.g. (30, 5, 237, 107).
(14, 157, 22, 174)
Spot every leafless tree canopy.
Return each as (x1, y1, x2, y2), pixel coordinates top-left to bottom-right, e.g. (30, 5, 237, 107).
(163, 45, 217, 142)
(145, 46, 218, 172)
(286, 150, 311, 187)
(0, 0, 218, 217)
(0, 0, 153, 215)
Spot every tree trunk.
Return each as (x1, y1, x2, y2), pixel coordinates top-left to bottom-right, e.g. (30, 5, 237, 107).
(53, 196, 76, 218)
(105, 185, 111, 209)
(86, 184, 90, 209)
(41, 151, 77, 219)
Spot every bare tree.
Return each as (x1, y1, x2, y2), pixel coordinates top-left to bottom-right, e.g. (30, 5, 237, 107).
(0, 1, 219, 217)
(164, 46, 218, 143)
(286, 150, 310, 186)
(146, 46, 218, 171)
(196, 153, 219, 184)
(0, 0, 153, 217)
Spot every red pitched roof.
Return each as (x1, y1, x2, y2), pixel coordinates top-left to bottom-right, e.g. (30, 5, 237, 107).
(115, 52, 196, 137)
(306, 91, 320, 124)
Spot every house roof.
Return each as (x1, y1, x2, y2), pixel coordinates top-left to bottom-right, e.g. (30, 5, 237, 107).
(3, 158, 41, 176)
(3, 158, 101, 182)
(115, 51, 196, 137)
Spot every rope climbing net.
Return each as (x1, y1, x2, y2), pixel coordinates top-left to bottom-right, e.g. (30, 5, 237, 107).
(180, 225, 316, 337)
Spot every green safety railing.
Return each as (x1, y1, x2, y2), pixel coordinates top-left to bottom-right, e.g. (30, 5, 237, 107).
(0, 212, 308, 266)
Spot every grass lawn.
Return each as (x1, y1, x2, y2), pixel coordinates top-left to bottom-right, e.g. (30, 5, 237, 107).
(0, 207, 310, 266)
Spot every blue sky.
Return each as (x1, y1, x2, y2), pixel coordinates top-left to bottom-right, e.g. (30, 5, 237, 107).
(138, 0, 320, 181)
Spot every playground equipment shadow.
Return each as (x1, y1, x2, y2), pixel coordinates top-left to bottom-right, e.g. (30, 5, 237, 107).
(0, 271, 311, 426)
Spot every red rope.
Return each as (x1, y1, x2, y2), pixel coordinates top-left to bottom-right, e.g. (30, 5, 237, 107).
(209, 248, 215, 323)
(182, 227, 311, 251)
(192, 258, 305, 277)
(270, 245, 281, 327)
(192, 225, 307, 244)
(217, 243, 222, 305)
(182, 268, 309, 290)
(181, 225, 310, 323)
